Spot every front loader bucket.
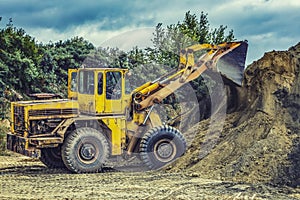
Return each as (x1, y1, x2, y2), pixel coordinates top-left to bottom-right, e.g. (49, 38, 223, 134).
(216, 41, 248, 86)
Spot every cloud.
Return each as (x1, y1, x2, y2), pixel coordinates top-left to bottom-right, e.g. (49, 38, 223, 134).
(1, 0, 300, 64)
(27, 22, 154, 52)
(101, 28, 155, 50)
(0, 0, 158, 49)
(204, 0, 300, 64)
(0, 0, 155, 31)
(212, 0, 300, 35)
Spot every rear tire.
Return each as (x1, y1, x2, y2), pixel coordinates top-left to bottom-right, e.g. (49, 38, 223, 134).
(139, 125, 186, 170)
(39, 146, 65, 168)
(61, 127, 109, 173)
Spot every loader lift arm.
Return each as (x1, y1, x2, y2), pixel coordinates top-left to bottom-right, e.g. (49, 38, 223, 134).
(132, 41, 248, 112)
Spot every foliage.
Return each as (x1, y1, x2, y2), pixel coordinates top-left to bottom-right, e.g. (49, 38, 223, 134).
(38, 37, 94, 95)
(0, 18, 95, 98)
(0, 20, 40, 94)
(151, 11, 234, 65)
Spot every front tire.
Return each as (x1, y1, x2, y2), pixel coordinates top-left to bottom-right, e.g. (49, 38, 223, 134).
(61, 127, 109, 173)
(139, 125, 186, 170)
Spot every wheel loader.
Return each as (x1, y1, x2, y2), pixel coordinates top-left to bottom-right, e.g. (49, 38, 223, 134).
(6, 41, 248, 173)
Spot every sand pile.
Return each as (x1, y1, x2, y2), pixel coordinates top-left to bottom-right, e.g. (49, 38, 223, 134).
(169, 43, 300, 187)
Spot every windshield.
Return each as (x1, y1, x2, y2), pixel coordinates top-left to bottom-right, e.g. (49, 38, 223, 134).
(78, 70, 94, 94)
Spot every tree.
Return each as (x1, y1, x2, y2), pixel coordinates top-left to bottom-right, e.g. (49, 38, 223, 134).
(38, 37, 95, 95)
(0, 18, 95, 97)
(152, 11, 235, 57)
(0, 18, 42, 94)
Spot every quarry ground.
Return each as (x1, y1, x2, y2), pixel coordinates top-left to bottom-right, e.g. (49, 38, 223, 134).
(0, 153, 299, 200)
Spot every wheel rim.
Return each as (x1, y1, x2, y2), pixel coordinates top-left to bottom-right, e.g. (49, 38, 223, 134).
(77, 141, 100, 164)
(153, 139, 176, 163)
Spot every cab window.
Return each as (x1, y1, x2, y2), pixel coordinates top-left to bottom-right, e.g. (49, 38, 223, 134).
(78, 70, 94, 94)
(125, 73, 132, 94)
(106, 71, 122, 99)
(70, 72, 77, 92)
(98, 72, 103, 95)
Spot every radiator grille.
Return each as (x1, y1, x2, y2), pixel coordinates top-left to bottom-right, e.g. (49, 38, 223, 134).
(13, 106, 25, 134)
(28, 108, 78, 117)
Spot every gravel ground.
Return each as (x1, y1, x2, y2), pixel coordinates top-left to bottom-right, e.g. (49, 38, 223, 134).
(0, 154, 299, 200)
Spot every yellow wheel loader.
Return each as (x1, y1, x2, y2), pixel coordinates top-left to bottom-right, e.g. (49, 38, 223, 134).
(7, 41, 248, 173)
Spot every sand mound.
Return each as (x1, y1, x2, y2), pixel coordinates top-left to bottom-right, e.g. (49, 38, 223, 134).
(169, 43, 300, 187)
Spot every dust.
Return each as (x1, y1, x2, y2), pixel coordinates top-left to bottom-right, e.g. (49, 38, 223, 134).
(169, 43, 300, 187)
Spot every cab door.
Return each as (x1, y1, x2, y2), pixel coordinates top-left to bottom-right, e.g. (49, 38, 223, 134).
(67, 69, 78, 99)
(104, 70, 123, 114)
(95, 71, 105, 113)
(77, 70, 96, 114)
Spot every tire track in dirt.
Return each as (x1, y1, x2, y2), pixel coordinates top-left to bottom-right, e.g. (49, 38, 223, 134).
(0, 155, 299, 199)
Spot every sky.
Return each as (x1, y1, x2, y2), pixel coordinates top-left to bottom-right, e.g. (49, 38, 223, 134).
(1, 0, 300, 65)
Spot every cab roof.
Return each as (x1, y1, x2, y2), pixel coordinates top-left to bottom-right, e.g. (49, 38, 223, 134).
(79, 67, 128, 72)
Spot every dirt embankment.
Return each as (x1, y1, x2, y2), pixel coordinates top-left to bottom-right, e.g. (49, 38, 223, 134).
(169, 43, 300, 187)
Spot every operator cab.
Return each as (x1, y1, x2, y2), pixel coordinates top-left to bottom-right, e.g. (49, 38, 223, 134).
(68, 68, 130, 115)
